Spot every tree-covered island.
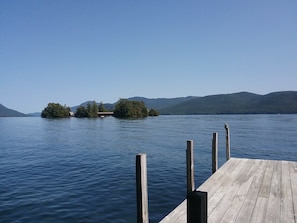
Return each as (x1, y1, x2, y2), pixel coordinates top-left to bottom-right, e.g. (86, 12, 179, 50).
(41, 103, 71, 118)
(41, 100, 159, 119)
(74, 101, 99, 118)
(113, 99, 148, 119)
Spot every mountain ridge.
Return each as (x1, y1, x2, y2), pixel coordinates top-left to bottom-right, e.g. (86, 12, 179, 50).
(2, 91, 297, 116)
(157, 91, 297, 114)
(72, 91, 297, 114)
(0, 104, 27, 117)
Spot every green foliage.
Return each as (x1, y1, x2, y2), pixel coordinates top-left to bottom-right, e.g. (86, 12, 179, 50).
(74, 106, 88, 117)
(75, 101, 98, 118)
(98, 101, 107, 112)
(88, 101, 98, 118)
(41, 103, 71, 118)
(114, 99, 148, 119)
(148, 108, 159, 116)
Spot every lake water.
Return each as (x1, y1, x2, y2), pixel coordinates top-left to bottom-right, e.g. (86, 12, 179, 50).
(1, 115, 297, 222)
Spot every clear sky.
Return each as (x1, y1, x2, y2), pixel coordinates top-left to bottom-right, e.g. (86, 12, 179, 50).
(1, 0, 296, 113)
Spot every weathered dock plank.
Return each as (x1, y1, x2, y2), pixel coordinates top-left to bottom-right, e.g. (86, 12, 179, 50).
(235, 159, 267, 222)
(207, 159, 254, 221)
(159, 158, 297, 223)
(219, 159, 260, 222)
(265, 161, 281, 222)
(289, 161, 297, 222)
(249, 160, 275, 223)
(280, 161, 295, 223)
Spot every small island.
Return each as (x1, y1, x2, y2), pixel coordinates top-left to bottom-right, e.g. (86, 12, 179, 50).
(41, 99, 159, 119)
(41, 103, 71, 118)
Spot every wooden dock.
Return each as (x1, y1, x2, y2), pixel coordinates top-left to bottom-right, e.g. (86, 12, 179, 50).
(160, 158, 297, 223)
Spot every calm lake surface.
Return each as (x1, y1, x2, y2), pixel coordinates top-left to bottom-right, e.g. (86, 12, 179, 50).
(1, 115, 297, 222)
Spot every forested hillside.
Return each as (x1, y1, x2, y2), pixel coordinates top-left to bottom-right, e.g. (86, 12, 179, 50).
(0, 104, 27, 117)
(3, 91, 297, 117)
(73, 91, 297, 115)
(157, 91, 297, 114)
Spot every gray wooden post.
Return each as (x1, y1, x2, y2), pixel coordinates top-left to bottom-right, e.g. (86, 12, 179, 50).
(186, 141, 208, 223)
(136, 154, 149, 223)
(224, 124, 231, 161)
(186, 140, 195, 194)
(212, 132, 218, 174)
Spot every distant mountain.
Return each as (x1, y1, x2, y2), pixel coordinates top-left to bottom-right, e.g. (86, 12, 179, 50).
(157, 91, 297, 115)
(27, 112, 41, 117)
(70, 97, 194, 113)
(71, 101, 114, 113)
(0, 104, 27, 117)
(127, 96, 198, 110)
(66, 91, 297, 115)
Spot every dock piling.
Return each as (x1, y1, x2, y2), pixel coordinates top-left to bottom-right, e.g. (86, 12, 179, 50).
(187, 191, 208, 223)
(212, 132, 218, 174)
(136, 154, 149, 223)
(186, 140, 195, 194)
(186, 140, 208, 223)
(225, 124, 230, 160)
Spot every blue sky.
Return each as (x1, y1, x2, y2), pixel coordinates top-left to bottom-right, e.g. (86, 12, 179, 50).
(1, 0, 296, 113)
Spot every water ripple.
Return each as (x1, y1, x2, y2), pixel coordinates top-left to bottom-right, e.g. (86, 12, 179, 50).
(0, 115, 296, 222)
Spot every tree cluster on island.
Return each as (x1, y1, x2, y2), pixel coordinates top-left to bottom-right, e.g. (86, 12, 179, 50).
(41, 100, 159, 119)
(41, 103, 71, 118)
(74, 101, 101, 118)
(114, 99, 159, 118)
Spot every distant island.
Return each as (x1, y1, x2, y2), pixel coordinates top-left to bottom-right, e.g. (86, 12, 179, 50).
(41, 100, 159, 119)
(1, 91, 297, 117)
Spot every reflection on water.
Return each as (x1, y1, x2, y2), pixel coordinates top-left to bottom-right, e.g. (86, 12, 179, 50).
(0, 115, 296, 222)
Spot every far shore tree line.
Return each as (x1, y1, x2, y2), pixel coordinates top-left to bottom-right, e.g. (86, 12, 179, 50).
(41, 100, 159, 119)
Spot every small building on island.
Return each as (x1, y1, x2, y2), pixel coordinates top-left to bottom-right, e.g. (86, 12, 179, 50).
(98, 111, 114, 117)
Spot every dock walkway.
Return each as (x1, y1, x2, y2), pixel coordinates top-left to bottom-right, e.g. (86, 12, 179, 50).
(160, 158, 297, 223)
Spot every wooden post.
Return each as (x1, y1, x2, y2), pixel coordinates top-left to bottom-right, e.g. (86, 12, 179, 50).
(212, 132, 218, 174)
(187, 191, 208, 223)
(136, 154, 149, 223)
(186, 141, 208, 223)
(186, 140, 195, 194)
(224, 124, 231, 161)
